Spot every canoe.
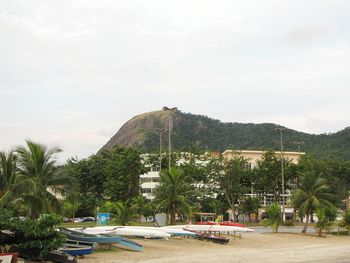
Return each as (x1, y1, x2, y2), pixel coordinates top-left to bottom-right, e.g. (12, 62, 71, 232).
(65, 239, 97, 250)
(73, 225, 196, 238)
(196, 221, 246, 228)
(47, 251, 77, 263)
(72, 226, 171, 239)
(165, 224, 255, 233)
(62, 228, 143, 252)
(196, 233, 230, 244)
(59, 243, 93, 256)
(60, 227, 122, 244)
(135, 226, 197, 237)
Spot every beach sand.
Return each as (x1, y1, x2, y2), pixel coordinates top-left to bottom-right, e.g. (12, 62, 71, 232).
(81, 233, 350, 263)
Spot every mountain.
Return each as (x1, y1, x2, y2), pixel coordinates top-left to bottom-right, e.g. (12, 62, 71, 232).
(100, 109, 350, 160)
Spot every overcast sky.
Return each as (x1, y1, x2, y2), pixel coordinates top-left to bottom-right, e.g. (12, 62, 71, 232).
(1, 0, 349, 162)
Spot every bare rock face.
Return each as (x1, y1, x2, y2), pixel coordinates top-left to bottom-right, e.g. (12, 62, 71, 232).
(99, 110, 179, 152)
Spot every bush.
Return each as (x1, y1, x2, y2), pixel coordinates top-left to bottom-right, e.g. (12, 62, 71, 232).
(0, 209, 65, 259)
(263, 203, 282, 233)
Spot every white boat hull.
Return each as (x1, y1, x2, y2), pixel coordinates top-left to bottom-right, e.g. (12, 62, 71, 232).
(70, 226, 171, 239)
(164, 224, 255, 233)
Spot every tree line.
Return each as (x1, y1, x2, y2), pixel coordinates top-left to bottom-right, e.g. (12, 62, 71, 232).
(1, 140, 350, 235)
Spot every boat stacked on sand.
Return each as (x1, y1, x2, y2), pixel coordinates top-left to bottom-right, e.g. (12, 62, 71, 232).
(195, 221, 246, 228)
(165, 224, 255, 234)
(71, 226, 196, 239)
(165, 224, 254, 245)
(60, 227, 144, 252)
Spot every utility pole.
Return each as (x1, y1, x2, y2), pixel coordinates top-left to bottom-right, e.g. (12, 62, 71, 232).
(275, 127, 286, 222)
(155, 128, 166, 176)
(162, 107, 177, 170)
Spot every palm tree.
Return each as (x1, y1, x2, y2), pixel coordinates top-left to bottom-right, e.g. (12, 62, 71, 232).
(292, 171, 333, 233)
(131, 195, 152, 222)
(0, 150, 34, 208)
(15, 140, 65, 217)
(153, 168, 193, 225)
(263, 203, 282, 233)
(109, 201, 137, 226)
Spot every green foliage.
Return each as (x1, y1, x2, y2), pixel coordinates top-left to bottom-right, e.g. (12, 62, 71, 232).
(241, 196, 260, 222)
(119, 111, 350, 160)
(102, 146, 146, 201)
(292, 171, 334, 233)
(263, 203, 282, 233)
(253, 150, 297, 203)
(340, 208, 350, 235)
(131, 195, 153, 221)
(154, 168, 194, 225)
(219, 156, 251, 220)
(105, 201, 137, 226)
(69, 146, 146, 204)
(315, 206, 337, 236)
(0, 209, 65, 258)
(14, 140, 68, 217)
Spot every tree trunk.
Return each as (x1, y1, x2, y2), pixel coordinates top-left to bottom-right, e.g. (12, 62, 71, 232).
(170, 208, 176, 225)
(302, 212, 309, 233)
(318, 228, 322, 237)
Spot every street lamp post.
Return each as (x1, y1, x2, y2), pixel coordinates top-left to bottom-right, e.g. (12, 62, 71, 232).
(155, 128, 166, 176)
(294, 141, 304, 154)
(275, 127, 286, 222)
(162, 107, 177, 170)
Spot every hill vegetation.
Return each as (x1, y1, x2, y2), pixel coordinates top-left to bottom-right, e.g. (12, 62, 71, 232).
(100, 110, 350, 160)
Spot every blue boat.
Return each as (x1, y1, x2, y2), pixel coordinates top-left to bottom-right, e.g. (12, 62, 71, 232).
(60, 228, 122, 244)
(60, 228, 143, 252)
(65, 239, 97, 250)
(59, 244, 93, 256)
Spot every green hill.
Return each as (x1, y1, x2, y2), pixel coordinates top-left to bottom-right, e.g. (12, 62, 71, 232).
(100, 109, 350, 160)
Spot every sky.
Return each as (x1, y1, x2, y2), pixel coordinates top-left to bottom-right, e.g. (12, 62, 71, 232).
(1, 0, 349, 163)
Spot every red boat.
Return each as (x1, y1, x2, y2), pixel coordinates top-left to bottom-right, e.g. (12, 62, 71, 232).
(195, 221, 246, 228)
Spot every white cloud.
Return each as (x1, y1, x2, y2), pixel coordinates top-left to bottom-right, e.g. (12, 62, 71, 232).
(0, 0, 349, 161)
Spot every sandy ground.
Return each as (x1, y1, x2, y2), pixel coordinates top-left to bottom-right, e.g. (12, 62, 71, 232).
(79, 233, 350, 263)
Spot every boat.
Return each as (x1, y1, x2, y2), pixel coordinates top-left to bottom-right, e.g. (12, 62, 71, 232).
(60, 227, 122, 244)
(65, 239, 97, 250)
(59, 243, 93, 256)
(164, 224, 255, 233)
(196, 233, 230, 244)
(196, 221, 246, 228)
(47, 251, 78, 263)
(72, 226, 171, 239)
(123, 226, 197, 237)
(61, 228, 143, 252)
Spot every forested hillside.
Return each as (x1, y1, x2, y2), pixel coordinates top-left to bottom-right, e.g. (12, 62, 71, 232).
(100, 110, 350, 160)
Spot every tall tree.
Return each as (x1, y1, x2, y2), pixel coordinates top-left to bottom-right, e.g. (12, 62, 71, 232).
(220, 156, 251, 221)
(153, 168, 193, 225)
(103, 146, 146, 201)
(0, 150, 33, 207)
(292, 171, 333, 233)
(15, 140, 65, 217)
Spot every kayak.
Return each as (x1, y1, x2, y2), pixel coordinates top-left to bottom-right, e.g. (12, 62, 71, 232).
(195, 221, 246, 228)
(72, 226, 171, 239)
(165, 224, 255, 233)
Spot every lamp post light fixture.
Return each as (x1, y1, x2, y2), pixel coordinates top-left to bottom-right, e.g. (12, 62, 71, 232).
(294, 141, 304, 154)
(275, 127, 286, 222)
(162, 106, 177, 170)
(155, 128, 166, 176)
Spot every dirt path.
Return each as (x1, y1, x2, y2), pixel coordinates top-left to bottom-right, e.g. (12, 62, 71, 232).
(81, 233, 350, 263)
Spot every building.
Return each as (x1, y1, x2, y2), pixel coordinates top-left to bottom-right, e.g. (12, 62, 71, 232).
(140, 150, 305, 203)
(222, 150, 304, 168)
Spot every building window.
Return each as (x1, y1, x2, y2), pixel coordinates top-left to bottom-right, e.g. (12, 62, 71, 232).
(141, 188, 152, 193)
